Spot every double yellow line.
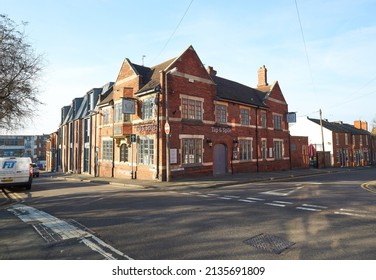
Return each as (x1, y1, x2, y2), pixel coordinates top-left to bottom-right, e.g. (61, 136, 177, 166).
(1, 189, 24, 203)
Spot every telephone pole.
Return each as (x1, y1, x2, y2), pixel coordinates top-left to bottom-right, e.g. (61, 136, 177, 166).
(319, 109, 326, 167)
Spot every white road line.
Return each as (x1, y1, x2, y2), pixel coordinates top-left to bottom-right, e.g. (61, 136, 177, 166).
(246, 197, 265, 201)
(198, 194, 211, 198)
(225, 195, 241, 199)
(238, 199, 256, 203)
(207, 193, 219, 197)
(273, 200, 293, 205)
(339, 208, 369, 213)
(302, 204, 327, 209)
(296, 206, 322, 212)
(334, 211, 367, 217)
(181, 192, 191, 195)
(334, 208, 369, 217)
(8, 203, 133, 260)
(261, 186, 304, 196)
(218, 196, 232, 200)
(265, 202, 286, 207)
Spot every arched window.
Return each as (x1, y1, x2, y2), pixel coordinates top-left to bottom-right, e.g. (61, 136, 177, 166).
(120, 144, 128, 162)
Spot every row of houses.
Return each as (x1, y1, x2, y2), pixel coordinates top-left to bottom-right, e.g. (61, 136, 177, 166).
(290, 118, 376, 168)
(46, 45, 376, 181)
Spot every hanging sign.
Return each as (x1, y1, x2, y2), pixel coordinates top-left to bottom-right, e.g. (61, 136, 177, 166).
(122, 98, 135, 114)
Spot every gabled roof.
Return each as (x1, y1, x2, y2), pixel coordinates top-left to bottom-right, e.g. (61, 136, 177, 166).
(212, 75, 267, 108)
(134, 58, 176, 94)
(308, 118, 370, 135)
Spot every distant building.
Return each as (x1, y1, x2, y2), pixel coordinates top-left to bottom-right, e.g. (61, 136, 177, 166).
(0, 134, 49, 162)
(290, 117, 376, 167)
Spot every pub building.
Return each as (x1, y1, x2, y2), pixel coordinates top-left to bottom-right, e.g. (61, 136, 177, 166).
(95, 45, 291, 181)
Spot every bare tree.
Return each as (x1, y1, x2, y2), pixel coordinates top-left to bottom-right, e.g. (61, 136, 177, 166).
(0, 14, 43, 131)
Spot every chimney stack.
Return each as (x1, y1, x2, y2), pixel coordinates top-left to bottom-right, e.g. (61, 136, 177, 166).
(207, 66, 217, 76)
(354, 120, 368, 131)
(257, 65, 268, 87)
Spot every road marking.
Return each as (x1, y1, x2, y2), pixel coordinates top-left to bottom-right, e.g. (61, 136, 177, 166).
(334, 208, 369, 218)
(218, 196, 232, 200)
(302, 204, 327, 209)
(261, 186, 304, 196)
(198, 194, 211, 198)
(7, 203, 133, 260)
(6, 192, 24, 202)
(207, 193, 219, 197)
(296, 206, 322, 212)
(246, 197, 265, 201)
(189, 191, 201, 195)
(265, 202, 286, 207)
(225, 195, 241, 199)
(238, 199, 256, 203)
(273, 200, 293, 205)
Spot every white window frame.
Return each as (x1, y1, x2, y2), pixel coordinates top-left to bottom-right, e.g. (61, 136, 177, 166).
(273, 114, 283, 130)
(181, 138, 203, 165)
(102, 107, 110, 125)
(238, 139, 252, 161)
(273, 140, 283, 160)
(261, 139, 267, 159)
(142, 97, 154, 120)
(240, 108, 250, 126)
(261, 111, 267, 128)
(114, 102, 131, 123)
(138, 137, 154, 165)
(181, 96, 203, 120)
(102, 139, 113, 161)
(215, 104, 227, 124)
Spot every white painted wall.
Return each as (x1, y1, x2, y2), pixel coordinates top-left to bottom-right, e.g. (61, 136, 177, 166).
(289, 117, 333, 155)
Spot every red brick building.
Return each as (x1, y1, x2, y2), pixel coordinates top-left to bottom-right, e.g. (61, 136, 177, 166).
(95, 46, 292, 181)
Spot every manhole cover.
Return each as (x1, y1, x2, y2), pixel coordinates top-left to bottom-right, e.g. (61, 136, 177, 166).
(244, 233, 295, 254)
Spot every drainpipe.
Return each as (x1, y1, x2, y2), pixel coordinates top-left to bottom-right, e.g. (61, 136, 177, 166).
(111, 102, 115, 178)
(256, 106, 259, 172)
(156, 85, 161, 180)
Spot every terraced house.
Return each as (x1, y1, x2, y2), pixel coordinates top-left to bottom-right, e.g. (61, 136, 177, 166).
(53, 46, 300, 181)
(290, 117, 376, 167)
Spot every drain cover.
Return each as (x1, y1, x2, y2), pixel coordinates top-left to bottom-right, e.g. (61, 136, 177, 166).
(244, 233, 295, 254)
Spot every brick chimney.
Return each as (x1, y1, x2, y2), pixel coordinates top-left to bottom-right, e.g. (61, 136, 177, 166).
(207, 66, 217, 76)
(354, 120, 368, 131)
(257, 65, 268, 87)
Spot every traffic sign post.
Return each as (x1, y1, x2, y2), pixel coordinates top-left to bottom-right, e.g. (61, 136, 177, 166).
(164, 122, 170, 135)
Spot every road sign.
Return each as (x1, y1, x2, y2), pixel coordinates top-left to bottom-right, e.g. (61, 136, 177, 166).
(130, 134, 137, 143)
(164, 122, 171, 135)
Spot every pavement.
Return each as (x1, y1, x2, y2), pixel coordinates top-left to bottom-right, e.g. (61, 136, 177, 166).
(1, 166, 375, 206)
(44, 166, 375, 189)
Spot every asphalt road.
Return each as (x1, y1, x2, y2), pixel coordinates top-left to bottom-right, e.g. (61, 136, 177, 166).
(1, 168, 376, 260)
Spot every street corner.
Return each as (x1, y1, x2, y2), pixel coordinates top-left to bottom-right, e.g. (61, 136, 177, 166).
(361, 181, 376, 193)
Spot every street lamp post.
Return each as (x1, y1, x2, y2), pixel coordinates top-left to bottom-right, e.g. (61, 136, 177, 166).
(164, 67, 177, 182)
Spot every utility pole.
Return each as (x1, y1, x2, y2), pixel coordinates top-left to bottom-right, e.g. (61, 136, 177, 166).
(164, 67, 177, 182)
(319, 109, 326, 167)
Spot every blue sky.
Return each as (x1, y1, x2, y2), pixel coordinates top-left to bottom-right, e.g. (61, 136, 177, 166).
(2, 0, 376, 135)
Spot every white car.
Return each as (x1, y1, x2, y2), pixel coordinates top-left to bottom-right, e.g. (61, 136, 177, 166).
(0, 157, 33, 190)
